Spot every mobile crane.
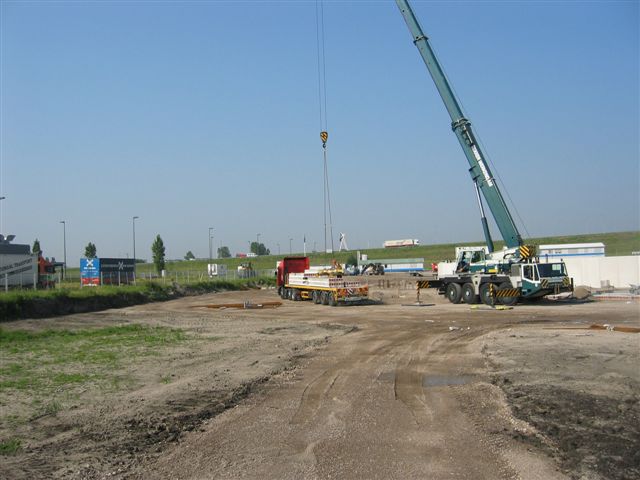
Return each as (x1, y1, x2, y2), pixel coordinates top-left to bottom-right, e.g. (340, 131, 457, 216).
(396, 0, 573, 305)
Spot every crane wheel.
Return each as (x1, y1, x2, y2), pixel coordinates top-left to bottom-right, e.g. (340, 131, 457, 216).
(445, 283, 463, 304)
(462, 283, 479, 304)
(479, 283, 495, 306)
(497, 281, 519, 306)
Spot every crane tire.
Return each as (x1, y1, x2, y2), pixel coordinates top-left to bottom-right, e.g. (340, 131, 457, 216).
(462, 283, 479, 304)
(497, 281, 519, 306)
(445, 283, 463, 304)
(479, 283, 495, 306)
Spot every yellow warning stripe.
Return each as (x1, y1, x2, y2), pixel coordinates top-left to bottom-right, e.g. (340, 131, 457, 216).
(541, 279, 549, 288)
(416, 281, 431, 289)
(519, 245, 536, 258)
(495, 288, 520, 298)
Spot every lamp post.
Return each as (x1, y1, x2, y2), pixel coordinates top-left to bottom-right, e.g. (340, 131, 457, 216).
(277, 243, 280, 255)
(208, 227, 214, 262)
(59, 221, 66, 281)
(256, 233, 261, 256)
(132, 216, 139, 283)
(0, 197, 5, 231)
(289, 237, 293, 254)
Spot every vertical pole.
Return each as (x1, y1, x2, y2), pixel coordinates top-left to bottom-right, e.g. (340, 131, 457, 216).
(60, 220, 67, 281)
(209, 227, 214, 263)
(133, 216, 139, 284)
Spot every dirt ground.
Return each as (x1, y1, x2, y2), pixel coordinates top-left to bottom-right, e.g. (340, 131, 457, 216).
(1, 281, 638, 480)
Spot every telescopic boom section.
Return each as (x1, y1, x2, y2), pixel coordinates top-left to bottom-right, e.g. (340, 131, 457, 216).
(395, 0, 523, 250)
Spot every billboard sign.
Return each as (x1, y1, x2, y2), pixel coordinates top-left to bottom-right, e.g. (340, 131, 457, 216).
(80, 258, 100, 286)
(99, 258, 135, 273)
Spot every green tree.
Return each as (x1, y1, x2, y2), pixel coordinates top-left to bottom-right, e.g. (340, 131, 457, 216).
(217, 246, 231, 258)
(32, 239, 41, 255)
(184, 250, 195, 261)
(250, 242, 270, 256)
(152, 235, 166, 274)
(84, 242, 97, 258)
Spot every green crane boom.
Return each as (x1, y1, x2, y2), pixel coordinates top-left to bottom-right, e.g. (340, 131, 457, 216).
(395, 0, 523, 251)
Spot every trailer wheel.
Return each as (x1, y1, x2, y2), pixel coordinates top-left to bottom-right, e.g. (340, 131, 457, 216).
(497, 281, 518, 306)
(462, 283, 479, 304)
(328, 292, 338, 307)
(312, 291, 321, 304)
(321, 291, 330, 305)
(445, 283, 463, 304)
(293, 290, 302, 301)
(479, 283, 495, 306)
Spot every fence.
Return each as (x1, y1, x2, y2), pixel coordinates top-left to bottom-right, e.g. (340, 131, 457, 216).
(2, 272, 40, 291)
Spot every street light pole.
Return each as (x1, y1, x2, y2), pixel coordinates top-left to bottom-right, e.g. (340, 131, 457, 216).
(208, 227, 214, 262)
(0, 197, 5, 233)
(256, 233, 261, 256)
(60, 221, 66, 281)
(277, 243, 280, 255)
(289, 237, 293, 254)
(133, 216, 139, 283)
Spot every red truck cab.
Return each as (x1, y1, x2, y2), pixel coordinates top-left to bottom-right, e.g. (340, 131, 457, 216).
(276, 256, 310, 288)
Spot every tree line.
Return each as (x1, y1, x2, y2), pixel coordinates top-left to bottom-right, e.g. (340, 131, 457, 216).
(32, 236, 235, 275)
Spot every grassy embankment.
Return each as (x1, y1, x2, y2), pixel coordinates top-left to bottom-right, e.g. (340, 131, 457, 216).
(0, 277, 274, 322)
(96, 230, 640, 276)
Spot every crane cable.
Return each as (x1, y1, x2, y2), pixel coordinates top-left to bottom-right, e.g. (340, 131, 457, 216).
(316, 0, 334, 253)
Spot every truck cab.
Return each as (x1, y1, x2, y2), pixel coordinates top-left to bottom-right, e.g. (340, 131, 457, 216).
(509, 262, 571, 298)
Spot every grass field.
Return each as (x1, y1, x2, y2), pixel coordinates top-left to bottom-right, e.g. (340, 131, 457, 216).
(0, 324, 195, 452)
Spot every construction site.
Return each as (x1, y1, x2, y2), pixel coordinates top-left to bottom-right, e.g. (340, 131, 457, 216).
(1, 0, 639, 479)
(0, 283, 638, 480)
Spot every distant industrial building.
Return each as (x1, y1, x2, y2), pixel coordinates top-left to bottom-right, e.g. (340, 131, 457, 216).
(538, 243, 605, 259)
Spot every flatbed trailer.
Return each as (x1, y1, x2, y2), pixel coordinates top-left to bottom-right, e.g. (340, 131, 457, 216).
(277, 257, 369, 306)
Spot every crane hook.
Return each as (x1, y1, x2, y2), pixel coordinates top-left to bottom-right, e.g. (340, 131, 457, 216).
(320, 131, 328, 148)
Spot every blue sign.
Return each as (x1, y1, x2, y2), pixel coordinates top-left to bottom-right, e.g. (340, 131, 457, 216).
(80, 258, 100, 285)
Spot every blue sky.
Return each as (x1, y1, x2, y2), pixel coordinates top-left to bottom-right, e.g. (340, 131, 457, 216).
(1, 0, 638, 263)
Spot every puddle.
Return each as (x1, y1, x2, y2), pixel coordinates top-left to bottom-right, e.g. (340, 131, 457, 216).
(377, 371, 396, 383)
(422, 375, 472, 387)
